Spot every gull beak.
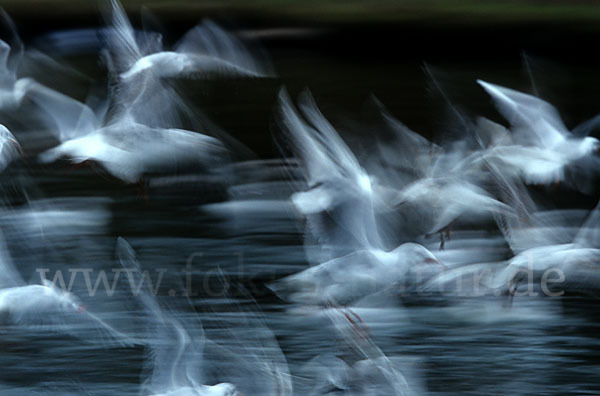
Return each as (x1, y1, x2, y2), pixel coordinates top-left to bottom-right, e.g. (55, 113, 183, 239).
(425, 257, 448, 270)
(8, 137, 24, 156)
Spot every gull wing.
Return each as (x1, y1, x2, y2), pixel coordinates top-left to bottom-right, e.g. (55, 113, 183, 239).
(22, 80, 100, 141)
(175, 19, 275, 78)
(117, 237, 206, 393)
(477, 79, 568, 149)
(104, 0, 143, 73)
(574, 200, 600, 248)
(0, 226, 23, 289)
(0, 9, 23, 79)
(276, 88, 382, 253)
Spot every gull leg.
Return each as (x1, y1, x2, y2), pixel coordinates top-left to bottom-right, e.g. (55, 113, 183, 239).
(503, 279, 517, 309)
(439, 224, 453, 250)
(136, 179, 149, 203)
(69, 160, 90, 171)
(342, 308, 370, 340)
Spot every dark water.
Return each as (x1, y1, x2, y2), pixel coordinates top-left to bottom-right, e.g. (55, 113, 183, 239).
(1, 16, 600, 396)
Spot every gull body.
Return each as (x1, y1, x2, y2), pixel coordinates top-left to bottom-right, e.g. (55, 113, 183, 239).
(38, 121, 225, 183)
(0, 256, 133, 345)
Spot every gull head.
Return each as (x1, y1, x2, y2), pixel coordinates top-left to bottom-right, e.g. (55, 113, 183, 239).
(580, 136, 600, 156)
(397, 243, 447, 284)
(356, 173, 372, 194)
(41, 279, 86, 313)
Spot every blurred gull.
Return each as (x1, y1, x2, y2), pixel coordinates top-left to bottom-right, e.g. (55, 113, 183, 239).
(376, 101, 513, 246)
(351, 96, 513, 248)
(23, 78, 225, 183)
(104, 0, 274, 129)
(493, 200, 600, 299)
(107, 0, 274, 81)
(0, 229, 134, 346)
(118, 239, 293, 395)
(198, 275, 293, 396)
(477, 79, 600, 190)
(309, 307, 420, 396)
(269, 89, 445, 306)
(117, 237, 241, 396)
(475, 163, 600, 299)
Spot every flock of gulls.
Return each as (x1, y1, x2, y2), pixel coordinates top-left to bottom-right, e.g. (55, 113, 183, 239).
(0, 0, 599, 395)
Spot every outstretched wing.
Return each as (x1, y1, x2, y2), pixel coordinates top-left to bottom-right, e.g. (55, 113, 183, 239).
(0, 9, 23, 80)
(175, 19, 275, 78)
(477, 80, 568, 149)
(103, 0, 143, 74)
(574, 200, 600, 248)
(22, 79, 100, 141)
(201, 277, 292, 396)
(117, 237, 206, 393)
(276, 88, 382, 254)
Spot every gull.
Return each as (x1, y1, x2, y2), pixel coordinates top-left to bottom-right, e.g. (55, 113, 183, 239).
(117, 237, 241, 396)
(23, 79, 225, 183)
(421, 166, 599, 299)
(107, 0, 274, 81)
(477, 80, 600, 190)
(358, 96, 513, 247)
(269, 243, 444, 306)
(269, 89, 445, 306)
(275, 88, 384, 258)
(38, 119, 226, 184)
(197, 272, 293, 396)
(492, 203, 600, 299)
(0, 229, 134, 346)
(305, 308, 418, 396)
(104, 0, 274, 128)
(484, 165, 600, 299)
